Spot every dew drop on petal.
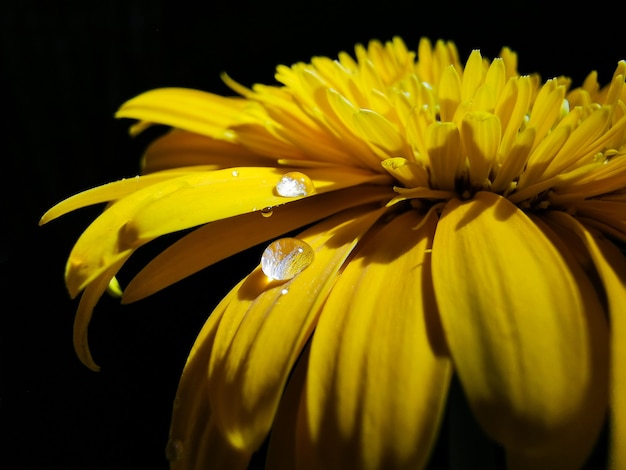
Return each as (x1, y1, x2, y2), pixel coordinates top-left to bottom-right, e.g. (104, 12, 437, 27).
(231, 170, 239, 177)
(261, 207, 274, 218)
(275, 172, 315, 197)
(261, 238, 314, 281)
(165, 439, 184, 462)
(281, 288, 289, 295)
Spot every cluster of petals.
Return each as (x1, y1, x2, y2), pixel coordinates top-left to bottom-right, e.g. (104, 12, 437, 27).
(41, 37, 626, 469)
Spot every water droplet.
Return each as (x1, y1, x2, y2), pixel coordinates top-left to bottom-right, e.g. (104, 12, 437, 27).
(231, 170, 239, 177)
(275, 172, 315, 197)
(165, 438, 184, 462)
(261, 238, 314, 281)
(281, 288, 289, 295)
(260, 207, 274, 218)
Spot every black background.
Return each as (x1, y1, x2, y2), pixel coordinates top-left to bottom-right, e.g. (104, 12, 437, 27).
(2, 1, 624, 468)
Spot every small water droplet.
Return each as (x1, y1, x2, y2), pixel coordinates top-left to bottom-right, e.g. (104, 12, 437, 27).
(261, 238, 314, 281)
(165, 438, 184, 462)
(231, 170, 239, 177)
(281, 288, 289, 295)
(275, 172, 315, 197)
(260, 207, 274, 218)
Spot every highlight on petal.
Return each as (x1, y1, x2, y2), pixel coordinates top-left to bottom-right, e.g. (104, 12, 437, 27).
(115, 87, 250, 138)
(206, 205, 386, 453)
(122, 186, 393, 303)
(74, 258, 129, 370)
(167, 286, 252, 470)
(431, 191, 609, 467)
(65, 166, 388, 298)
(297, 209, 451, 470)
(140, 129, 273, 174)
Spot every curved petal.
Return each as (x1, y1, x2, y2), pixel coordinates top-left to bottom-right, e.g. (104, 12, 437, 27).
(141, 129, 273, 174)
(207, 205, 385, 453)
(265, 343, 311, 470)
(546, 211, 626, 470)
(431, 191, 609, 466)
(73, 257, 129, 370)
(297, 210, 451, 470)
(167, 286, 252, 470)
(114, 87, 249, 138)
(39, 167, 211, 225)
(122, 186, 393, 303)
(65, 166, 387, 297)
(120, 166, 389, 244)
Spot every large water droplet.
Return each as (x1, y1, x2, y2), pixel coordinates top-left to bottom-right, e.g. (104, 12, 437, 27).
(261, 238, 314, 280)
(260, 207, 274, 218)
(275, 172, 315, 197)
(165, 439, 184, 462)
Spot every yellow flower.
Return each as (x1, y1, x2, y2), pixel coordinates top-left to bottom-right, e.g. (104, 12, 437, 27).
(41, 37, 626, 469)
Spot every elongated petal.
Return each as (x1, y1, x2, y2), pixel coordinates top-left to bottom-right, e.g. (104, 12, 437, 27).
(168, 287, 252, 470)
(265, 344, 311, 470)
(74, 258, 129, 370)
(115, 87, 249, 138)
(546, 211, 626, 470)
(39, 168, 208, 225)
(207, 206, 385, 452)
(120, 166, 389, 244)
(141, 129, 272, 174)
(65, 166, 387, 297)
(297, 210, 451, 470)
(431, 191, 609, 466)
(123, 186, 393, 303)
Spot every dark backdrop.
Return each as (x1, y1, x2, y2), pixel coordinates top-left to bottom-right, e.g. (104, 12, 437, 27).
(2, 1, 623, 468)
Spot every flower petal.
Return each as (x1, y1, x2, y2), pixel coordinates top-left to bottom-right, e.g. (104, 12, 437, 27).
(65, 166, 388, 297)
(207, 206, 385, 452)
(298, 210, 451, 469)
(115, 87, 249, 138)
(122, 186, 393, 303)
(167, 286, 252, 470)
(39, 168, 207, 225)
(141, 129, 272, 174)
(120, 166, 389, 245)
(73, 258, 129, 370)
(431, 191, 609, 465)
(546, 211, 626, 470)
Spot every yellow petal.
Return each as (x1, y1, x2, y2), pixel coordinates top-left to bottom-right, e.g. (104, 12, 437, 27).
(460, 111, 501, 188)
(122, 185, 392, 303)
(207, 205, 385, 452)
(546, 211, 626, 470)
(140, 129, 272, 174)
(352, 109, 407, 156)
(121, 166, 389, 245)
(431, 191, 609, 465)
(74, 257, 129, 370)
(65, 166, 388, 297)
(168, 286, 252, 470)
(298, 210, 451, 470)
(265, 344, 311, 470)
(39, 168, 204, 225)
(425, 121, 463, 192)
(114, 87, 249, 138)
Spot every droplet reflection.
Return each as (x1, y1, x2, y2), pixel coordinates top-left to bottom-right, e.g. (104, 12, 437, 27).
(275, 172, 315, 197)
(261, 238, 314, 281)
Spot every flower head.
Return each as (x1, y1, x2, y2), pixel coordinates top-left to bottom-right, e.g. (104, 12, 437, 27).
(42, 37, 626, 468)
